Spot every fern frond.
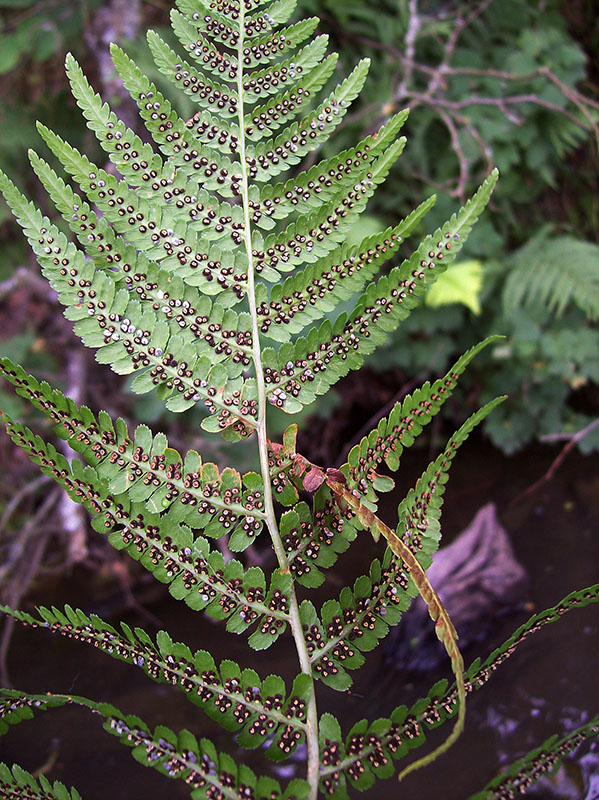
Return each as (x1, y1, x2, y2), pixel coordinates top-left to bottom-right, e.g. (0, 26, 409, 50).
(67, 52, 249, 253)
(0, 360, 263, 536)
(468, 719, 599, 799)
(0, 2, 512, 795)
(345, 336, 502, 489)
(0, 416, 294, 645)
(154, 26, 329, 108)
(258, 109, 410, 222)
(1, 604, 309, 754)
(299, 397, 503, 695)
(257, 203, 434, 342)
(244, 35, 333, 101)
(29, 153, 256, 376)
(262, 171, 498, 413)
(0, 764, 82, 800)
(246, 59, 371, 181)
(503, 229, 599, 321)
(0, 689, 310, 799)
(251, 139, 406, 286)
(317, 583, 599, 796)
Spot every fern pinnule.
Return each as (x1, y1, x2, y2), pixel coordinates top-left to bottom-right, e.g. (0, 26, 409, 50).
(345, 335, 503, 487)
(0, 762, 82, 800)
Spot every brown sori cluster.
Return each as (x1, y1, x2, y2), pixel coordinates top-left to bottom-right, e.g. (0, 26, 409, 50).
(261, 142, 375, 216)
(205, 0, 271, 22)
(0, 695, 46, 723)
(246, 81, 314, 135)
(241, 23, 305, 67)
(73, 155, 253, 296)
(107, 716, 229, 792)
(188, 114, 239, 156)
(189, 7, 278, 49)
(266, 445, 297, 500)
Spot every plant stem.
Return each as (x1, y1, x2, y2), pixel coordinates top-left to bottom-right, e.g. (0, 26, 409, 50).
(236, 12, 320, 799)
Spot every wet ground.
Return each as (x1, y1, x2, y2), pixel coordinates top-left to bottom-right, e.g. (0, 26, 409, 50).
(1, 437, 598, 799)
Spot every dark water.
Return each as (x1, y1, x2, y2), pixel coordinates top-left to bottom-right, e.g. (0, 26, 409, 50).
(1, 439, 598, 799)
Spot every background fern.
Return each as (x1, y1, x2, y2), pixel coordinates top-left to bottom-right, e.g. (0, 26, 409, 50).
(0, 1, 597, 798)
(503, 225, 599, 321)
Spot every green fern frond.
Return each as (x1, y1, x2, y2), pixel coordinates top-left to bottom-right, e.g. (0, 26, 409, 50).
(0, 689, 311, 799)
(298, 548, 415, 692)
(0, 604, 309, 754)
(503, 228, 599, 321)
(345, 336, 502, 487)
(0, 764, 82, 800)
(0, 417, 293, 645)
(110, 44, 243, 199)
(0, 0, 518, 794)
(262, 171, 498, 414)
(297, 398, 503, 693)
(316, 583, 599, 796)
(467, 717, 599, 799)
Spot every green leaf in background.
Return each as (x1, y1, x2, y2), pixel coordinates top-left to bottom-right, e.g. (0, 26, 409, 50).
(425, 260, 484, 314)
(503, 229, 599, 321)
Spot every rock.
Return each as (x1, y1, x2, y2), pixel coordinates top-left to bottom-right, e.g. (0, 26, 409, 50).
(384, 503, 529, 672)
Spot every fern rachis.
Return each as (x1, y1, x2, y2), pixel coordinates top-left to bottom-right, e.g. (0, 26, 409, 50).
(0, 2, 597, 798)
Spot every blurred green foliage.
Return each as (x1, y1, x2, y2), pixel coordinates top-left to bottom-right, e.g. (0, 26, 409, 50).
(0, 0, 597, 454)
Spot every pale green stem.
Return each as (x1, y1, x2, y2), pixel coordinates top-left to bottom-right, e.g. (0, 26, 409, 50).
(236, 11, 320, 799)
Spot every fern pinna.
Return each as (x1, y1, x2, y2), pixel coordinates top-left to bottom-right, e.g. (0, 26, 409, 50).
(0, 2, 597, 799)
